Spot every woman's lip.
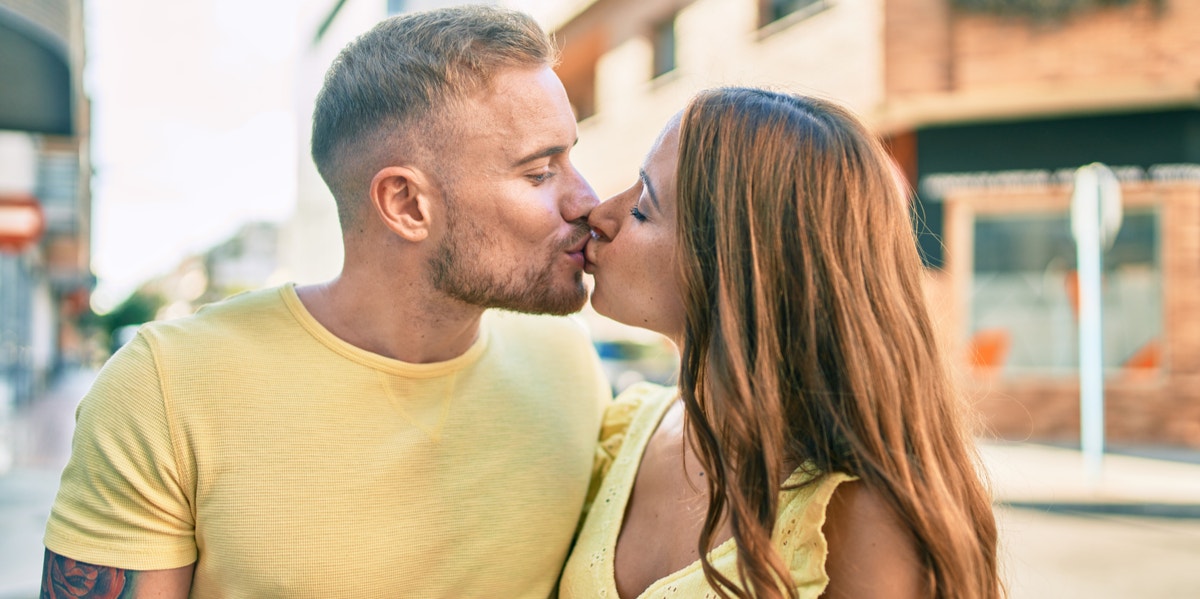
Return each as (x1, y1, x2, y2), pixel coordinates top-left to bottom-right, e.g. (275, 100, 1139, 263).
(583, 244, 598, 273)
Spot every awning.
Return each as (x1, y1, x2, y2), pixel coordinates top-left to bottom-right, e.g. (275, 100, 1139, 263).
(0, 7, 73, 136)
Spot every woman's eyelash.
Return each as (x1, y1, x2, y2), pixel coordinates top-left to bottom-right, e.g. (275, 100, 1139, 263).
(630, 206, 647, 222)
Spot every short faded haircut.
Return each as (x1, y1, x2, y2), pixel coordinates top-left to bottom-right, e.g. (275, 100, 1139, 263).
(311, 5, 557, 230)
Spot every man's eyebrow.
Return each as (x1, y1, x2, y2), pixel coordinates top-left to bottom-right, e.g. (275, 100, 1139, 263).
(639, 168, 661, 211)
(512, 138, 580, 168)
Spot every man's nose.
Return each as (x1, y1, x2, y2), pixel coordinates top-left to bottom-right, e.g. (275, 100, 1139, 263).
(563, 165, 599, 223)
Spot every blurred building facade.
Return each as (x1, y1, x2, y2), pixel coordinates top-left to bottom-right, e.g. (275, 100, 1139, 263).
(0, 0, 92, 412)
(882, 0, 1200, 448)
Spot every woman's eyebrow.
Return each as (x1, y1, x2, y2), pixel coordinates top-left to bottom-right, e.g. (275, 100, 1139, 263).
(639, 168, 661, 211)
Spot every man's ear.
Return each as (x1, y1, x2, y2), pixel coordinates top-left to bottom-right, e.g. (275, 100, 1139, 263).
(369, 166, 433, 242)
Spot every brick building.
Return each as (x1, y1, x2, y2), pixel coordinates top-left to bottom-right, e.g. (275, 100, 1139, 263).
(548, 0, 1200, 447)
(882, 0, 1200, 447)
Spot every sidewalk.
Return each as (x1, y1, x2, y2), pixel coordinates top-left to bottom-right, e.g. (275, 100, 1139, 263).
(980, 440, 1200, 515)
(0, 369, 95, 599)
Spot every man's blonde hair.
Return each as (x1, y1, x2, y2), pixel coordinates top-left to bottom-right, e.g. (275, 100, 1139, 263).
(311, 5, 557, 230)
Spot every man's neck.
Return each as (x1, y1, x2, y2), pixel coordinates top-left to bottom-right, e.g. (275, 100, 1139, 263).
(295, 272, 484, 364)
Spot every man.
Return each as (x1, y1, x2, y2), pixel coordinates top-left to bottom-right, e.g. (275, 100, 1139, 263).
(41, 6, 610, 597)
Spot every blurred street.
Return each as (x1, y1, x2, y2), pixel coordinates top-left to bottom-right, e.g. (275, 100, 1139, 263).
(985, 443, 1200, 598)
(1, 371, 1198, 599)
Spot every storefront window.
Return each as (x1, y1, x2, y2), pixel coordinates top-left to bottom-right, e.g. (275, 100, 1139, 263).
(969, 208, 1161, 375)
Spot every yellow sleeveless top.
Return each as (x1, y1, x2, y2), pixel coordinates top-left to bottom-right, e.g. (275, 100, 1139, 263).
(560, 383, 857, 599)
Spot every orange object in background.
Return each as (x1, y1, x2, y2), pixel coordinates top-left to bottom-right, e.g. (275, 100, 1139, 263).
(1125, 339, 1161, 369)
(1064, 270, 1080, 317)
(1121, 339, 1161, 381)
(968, 328, 1012, 374)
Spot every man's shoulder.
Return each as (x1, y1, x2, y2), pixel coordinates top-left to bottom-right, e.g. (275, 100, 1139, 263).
(191, 285, 290, 320)
(138, 285, 293, 346)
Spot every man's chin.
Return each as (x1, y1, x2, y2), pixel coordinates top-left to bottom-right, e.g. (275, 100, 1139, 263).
(488, 274, 588, 315)
(495, 286, 588, 316)
(545, 292, 589, 316)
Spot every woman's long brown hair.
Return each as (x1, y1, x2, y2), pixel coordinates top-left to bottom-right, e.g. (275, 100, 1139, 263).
(674, 88, 1001, 599)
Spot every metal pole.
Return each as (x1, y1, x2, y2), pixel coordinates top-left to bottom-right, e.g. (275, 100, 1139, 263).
(1070, 163, 1122, 488)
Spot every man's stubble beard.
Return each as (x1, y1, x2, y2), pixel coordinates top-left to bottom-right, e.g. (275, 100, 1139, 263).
(429, 199, 589, 316)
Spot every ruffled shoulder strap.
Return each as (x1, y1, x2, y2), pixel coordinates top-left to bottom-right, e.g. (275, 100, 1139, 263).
(775, 469, 859, 597)
(580, 382, 673, 523)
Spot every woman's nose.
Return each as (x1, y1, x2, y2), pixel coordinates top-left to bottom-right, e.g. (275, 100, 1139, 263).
(587, 196, 622, 241)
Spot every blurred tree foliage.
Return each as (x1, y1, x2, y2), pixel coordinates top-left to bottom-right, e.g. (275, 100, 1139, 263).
(93, 290, 165, 351)
(952, 0, 1163, 21)
(102, 290, 163, 330)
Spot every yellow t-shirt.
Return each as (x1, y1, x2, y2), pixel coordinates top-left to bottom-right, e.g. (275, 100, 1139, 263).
(45, 285, 611, 598)
(560, 383, 856, 599)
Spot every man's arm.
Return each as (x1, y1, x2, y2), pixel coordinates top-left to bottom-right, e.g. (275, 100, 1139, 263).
(44, 332, 197, 593)
(41, 549, 194, 599)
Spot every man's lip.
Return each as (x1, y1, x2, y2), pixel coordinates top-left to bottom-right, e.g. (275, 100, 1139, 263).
(567, 250, 585, 270)
(556, 226, 591, 271)
(566, 235, 589, 254)
(564, 235, 588, 270)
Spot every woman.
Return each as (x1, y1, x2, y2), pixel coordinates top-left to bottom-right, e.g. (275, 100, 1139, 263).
(561, 88, 1002, 599)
